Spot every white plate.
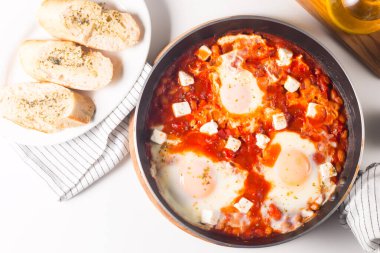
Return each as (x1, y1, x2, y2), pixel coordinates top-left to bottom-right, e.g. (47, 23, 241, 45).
(0, 0, 151, 146)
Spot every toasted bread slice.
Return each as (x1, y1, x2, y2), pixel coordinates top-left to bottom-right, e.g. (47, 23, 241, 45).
(19, 40, 113, 91)
(38, 0, 141, 51)
(0, 82, 95, 133)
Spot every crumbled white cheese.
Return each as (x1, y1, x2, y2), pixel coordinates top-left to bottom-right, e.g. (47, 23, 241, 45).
(196, 45, 212, 61)
(272, 113, 287, 130)
(200, 120, 218, 135)
(315, 195, 324, 205)
(306, 102, 320, 118)
(284, 75, 300, 92)
(166, 139, 182, 145)
(225, 136, 241, 152)
(256, 133, 270, 149)
(276, 48, 293, 66)
(150, 164, 157, 178)
(301, 209, 314, 219)
(172, 101, 191, 117)
(324, 183, 337, 204)
(265, 67, 279, 82)
(244, 119, 256, 133)
(150, 129, 167, 144)
(264, 108, 275, 117)
(178, 71, 194, 86)
(234, 197, 253, 214)
(229, 120, 241, 129)
(320, 162, 337, 181)
(152, 125, 164, 131)
(201, 209, 220, 225)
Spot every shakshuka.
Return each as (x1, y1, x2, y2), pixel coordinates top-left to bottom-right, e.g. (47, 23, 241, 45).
(146, 31, 348, 239)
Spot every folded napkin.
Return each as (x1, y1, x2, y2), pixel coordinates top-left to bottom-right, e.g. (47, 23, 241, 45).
(12, 63, 152, 200)
(340, 163, 380, 253)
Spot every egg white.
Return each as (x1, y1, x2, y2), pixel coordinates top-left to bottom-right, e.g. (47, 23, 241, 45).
(215, 50, 264, 115)
(151, 145, 247, 225)
(260, 131, 323, 232)
(262, 132, 320, 212)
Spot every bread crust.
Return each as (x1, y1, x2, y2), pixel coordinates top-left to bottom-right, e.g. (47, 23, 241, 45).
(56, 91, 95, 129)
(19, 40, 113, 90)
(38, 0, 141, 51)
(0, 82, 95, 133)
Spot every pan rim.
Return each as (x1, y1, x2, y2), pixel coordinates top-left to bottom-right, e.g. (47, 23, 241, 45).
(133, 15, 365, 247)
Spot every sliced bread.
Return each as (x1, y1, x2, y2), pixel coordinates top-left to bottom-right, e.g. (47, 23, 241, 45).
(19, 40, 113, 90)
(37, 0, 141, 51)
(0, 82, 95, 133)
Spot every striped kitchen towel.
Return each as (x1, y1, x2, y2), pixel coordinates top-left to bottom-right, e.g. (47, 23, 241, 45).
(340, 163, 380, 252)
(12, 63, 152, 201)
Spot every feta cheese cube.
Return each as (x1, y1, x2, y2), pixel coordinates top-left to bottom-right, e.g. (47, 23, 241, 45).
(150, 129, 167, 144)
(306, 102, 319, 118)
(284, 75, 300, 92)
(276, 48, 293, 66)
(196, 45, 212, 61)
(201, 209, 220, 225)
(319, 162, 337, 181)
(225, 136, 241, 152)
(256, 133, 270, 149)
(199, 120, 218, 135)
(234, 197, 253, 214)
(272, 113, 287, 130)
(178, 71, 194, 86)
(172, 101, 191, 117)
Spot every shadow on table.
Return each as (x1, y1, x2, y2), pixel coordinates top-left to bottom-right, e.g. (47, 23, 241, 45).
(364, 111, 380, 148)
(145, 0, 171, 64)
(273, 212, 364, 252)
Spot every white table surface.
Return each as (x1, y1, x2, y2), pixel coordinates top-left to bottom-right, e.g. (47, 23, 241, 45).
(0, 0, 378, 252)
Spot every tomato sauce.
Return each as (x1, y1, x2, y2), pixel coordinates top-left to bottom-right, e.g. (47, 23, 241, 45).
(146, 30, 348, 239)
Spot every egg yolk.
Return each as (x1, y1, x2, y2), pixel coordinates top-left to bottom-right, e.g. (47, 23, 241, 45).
(277, 149, 311, 186)
(180, 165, 216, 198)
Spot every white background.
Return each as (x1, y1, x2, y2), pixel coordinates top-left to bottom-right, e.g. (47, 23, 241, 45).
(1, 0, 379, 252)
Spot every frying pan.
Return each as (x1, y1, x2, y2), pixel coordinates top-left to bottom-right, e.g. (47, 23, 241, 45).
(132, 16, 364, 247)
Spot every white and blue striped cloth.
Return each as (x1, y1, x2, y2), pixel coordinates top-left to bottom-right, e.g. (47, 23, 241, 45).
(12, 63, 151, 201)
(339, 163, 380, 252)
(9, 63, 379, 252)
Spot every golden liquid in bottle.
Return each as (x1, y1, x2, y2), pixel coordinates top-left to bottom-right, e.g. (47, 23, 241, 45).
(347, 0, 380, 20)
(325, 0, 380, 34)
